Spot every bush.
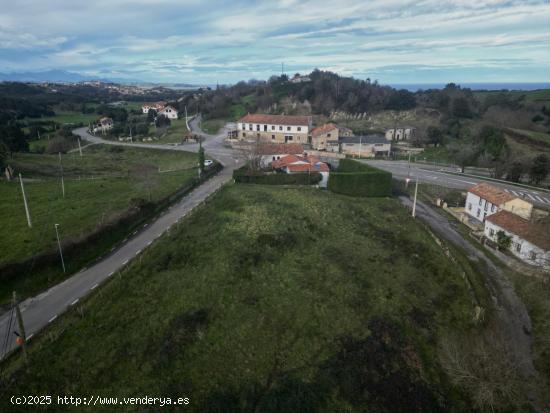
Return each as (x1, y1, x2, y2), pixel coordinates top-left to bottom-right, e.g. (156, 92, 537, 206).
(328, 159, 392, 197)
(233, 167, 321, 185)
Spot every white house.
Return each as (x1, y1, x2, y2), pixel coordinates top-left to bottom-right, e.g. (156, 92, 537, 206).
(141, 101, 167, 114)
(256, 143, 304, 168)
(158, 105, 178, 119)
(271, 154, 330, 187)
(465, 183, 533, 223)
(484, 210, 550, 269)
(92, 117, 113, 134)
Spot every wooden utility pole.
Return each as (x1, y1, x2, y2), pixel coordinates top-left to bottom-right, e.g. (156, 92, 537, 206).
(58, 152, 65, 198)
(78, 138, 83, 157)
(13, 291, 28, 365)
(19, 173, 32, 228)
(412, 176, 419, 218)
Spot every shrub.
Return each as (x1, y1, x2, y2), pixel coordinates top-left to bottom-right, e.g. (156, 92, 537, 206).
(328, 159, 392, 197)
(233, 167, 322, 185)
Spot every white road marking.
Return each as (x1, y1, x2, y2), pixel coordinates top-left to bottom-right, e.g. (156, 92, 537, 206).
(135, 250, 141, 256)
(122, 260, 128, 265)
(544, 198, 550, 204)
(48, 315, 57, 323)
(27, 334, 34, 340)
(510, 190, 521, 196)
(91, 283, 98, 290)
(108, 271, 114, 277)
(71, 298, 79, 306)
(143, 223, 148, 228)
(534, 195, 544, 202)
(525, 193, 536, 201)
(147, 241, 152, 246)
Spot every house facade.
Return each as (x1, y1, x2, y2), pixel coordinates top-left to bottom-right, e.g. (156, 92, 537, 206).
(327, 135, 391, 157)
(158, 105, 178, 119)
(484, 210, 550, 269)
(311, 123, 339, 150)
(256, 143, 304, 168)
(237, 114, 312, 144)
(142, 101, 167, 114)
(465, 183, 532, 223)
(385, 127, 416, 141)
(271, 154, 330, 187)
(93, 117, 113, 133)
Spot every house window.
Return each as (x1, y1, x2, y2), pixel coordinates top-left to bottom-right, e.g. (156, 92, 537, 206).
(271, 125, 275, 130)
(279, 126, 283, 131)
(491, 205, 496, 212)
(529, 251, 537, 260)
(468, 203, 472, 211)
(297, 127, 302, 131)
(272, 156, 275, 160)
(256, 124, 260, 131)
(478, 198, 482, 206)
(285, 135, 293, 141)
(287, 126, 291, 131)
(515, 243, 522, 253)
(242, 132, 246, 138)
(249, 124, 253, 131)
(476, 209, 480, 217)
(484, 202, 488, 211)
(271, 135, 275, 140)
(489, 228, 495, 237)
(327, 133, 331, 137)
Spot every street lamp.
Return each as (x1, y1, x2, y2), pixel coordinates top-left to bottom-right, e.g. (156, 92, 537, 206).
(54, 224, 66, 273)
(412, 176, 419, 218)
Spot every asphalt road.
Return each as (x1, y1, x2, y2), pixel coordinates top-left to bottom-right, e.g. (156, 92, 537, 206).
(365, 160, 550, 208)
(0, 118, 241, 360)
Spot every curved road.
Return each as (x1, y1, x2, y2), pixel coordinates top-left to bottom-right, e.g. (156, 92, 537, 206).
(365, 159, 550, 208)
(0, 118, 241, 360)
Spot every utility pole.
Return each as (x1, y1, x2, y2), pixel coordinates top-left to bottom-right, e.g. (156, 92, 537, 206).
(58, 152, 65, 198)
(407, 152, 411, 178)
(412, 176, 419, 218)
(13, 291, 28, 365)
(359, 137, 362, 158)
(54, 224, 66, 273)
(19, 174, 32, 228)
(78, 138, 83, 157)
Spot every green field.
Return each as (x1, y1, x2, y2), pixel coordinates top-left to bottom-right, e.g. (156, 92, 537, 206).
(0, 185, 497, 412)
(509, 128, 550, 145)
(201, 117, 227, 134)
(30, 111, 100, 126)
(0, 146, 198, 304)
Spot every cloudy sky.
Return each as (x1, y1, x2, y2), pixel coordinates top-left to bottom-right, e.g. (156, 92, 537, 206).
(0, 0, 549, 84)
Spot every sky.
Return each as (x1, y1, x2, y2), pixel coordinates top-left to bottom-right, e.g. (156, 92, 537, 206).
(0, 0, 549, 85)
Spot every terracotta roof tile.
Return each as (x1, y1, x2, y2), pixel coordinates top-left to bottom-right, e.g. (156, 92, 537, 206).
(468, 183, 516, 205)
(257, 143, 304, 155)
(240, 113, 311, 126)
(486, 210, 550, 250)
(311, 123, 338, 137)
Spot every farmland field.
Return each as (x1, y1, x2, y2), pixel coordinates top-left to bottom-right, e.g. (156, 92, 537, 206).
(0, 145, 198, 305)
(0, 184, 498, 412)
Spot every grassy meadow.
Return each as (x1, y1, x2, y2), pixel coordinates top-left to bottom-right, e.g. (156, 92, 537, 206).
(0, 185, 494, 412)
(0, 145, 198, 305)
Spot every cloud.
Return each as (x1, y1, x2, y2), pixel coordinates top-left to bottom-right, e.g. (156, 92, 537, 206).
(0, 0, 548, 83)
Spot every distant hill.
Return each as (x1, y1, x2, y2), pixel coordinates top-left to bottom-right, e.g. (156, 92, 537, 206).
(0, 70, 108, 83)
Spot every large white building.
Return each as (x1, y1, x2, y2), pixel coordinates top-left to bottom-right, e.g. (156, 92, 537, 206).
(465, 183, 533, 223)
(158, 105, 178, 119)
(237, 114, 312, 144)
(484, 210, 550, 269)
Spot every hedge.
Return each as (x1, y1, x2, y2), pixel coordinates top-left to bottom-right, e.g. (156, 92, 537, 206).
(328, 159, 392, 197)
(233, 167, 322, 185)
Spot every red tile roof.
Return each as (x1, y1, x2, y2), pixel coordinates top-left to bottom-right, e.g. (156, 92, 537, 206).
(311, 123, 338, 137)
(468, 183, 516, 205)
(287, 163, 329, 173)
(271, 155, 304, 169)
(486, 210, 550, 251)
(240, 113, 312, 126)
(257, 143, 304, 155)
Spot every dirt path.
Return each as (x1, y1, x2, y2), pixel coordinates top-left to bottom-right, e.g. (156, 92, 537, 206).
(399, 196, 535, 380)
